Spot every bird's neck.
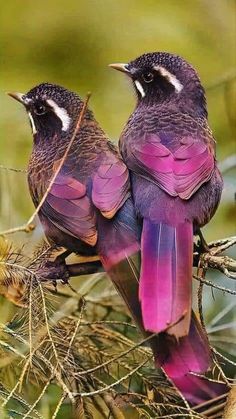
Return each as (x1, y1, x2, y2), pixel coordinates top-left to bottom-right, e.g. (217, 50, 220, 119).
(136, 97, 207, 119)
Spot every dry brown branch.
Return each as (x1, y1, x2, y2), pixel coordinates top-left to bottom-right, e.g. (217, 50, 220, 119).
(194, 275, 236, 295)
(102, 394, 125, 419)
(223, 387, 236, 419)
(51, 393, 66, 419)
(208, 236, 236, 254)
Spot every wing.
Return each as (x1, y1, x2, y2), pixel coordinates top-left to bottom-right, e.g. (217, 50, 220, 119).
(40, 154, 130, 245)
(92, 158, 130, 218)
(41, 172, 97, 246)
(128, 133, 215, 199)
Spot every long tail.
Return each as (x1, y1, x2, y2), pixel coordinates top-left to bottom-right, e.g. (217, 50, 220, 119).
(151, 313, 228, 405)
(140, 220, 192, 338)
(97, 198, 142, 326)
(97, 200, 228, 405)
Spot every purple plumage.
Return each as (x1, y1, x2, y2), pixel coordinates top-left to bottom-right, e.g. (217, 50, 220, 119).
(9, 81, 227, 406)
(111, 51, 226, 400)
(114, 52, 223, 340)
(153, 312, 225, 405)
(140, 220, 192, 336)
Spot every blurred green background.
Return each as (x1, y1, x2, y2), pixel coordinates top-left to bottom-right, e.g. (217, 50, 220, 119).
(0, 0, 235, 238)
(0, 1, 235, 417)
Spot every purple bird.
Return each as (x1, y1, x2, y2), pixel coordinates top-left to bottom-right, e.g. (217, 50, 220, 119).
(110, 52, 223, 340)
(9, 83, 226, 405)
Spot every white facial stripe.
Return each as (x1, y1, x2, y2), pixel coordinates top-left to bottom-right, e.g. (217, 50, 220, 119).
(134, 80, 145, 98)
(46, 99, 71, 131)
(28, 112, 37, 135)
(154, 65, 183, 93)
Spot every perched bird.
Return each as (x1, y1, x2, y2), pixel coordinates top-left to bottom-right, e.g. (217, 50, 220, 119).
(110, 52, 223, 339)
(9, 83, 226, 405)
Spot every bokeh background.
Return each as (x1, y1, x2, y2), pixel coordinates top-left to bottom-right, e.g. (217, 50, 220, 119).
(0, 0, 235, 237)
(0, 1, 235, 417)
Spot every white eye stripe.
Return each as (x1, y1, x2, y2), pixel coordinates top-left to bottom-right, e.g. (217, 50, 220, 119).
(134, 80, 146, 98)
(28, 112, 37, 135)
(153, 65, 183, 93)
(46, 99, 71, 131)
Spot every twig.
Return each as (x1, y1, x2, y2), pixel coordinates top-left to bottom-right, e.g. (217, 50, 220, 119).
(193, 393, 228, 412)
(103, 393, 125, 419)
(0, 323, 75, 406)
(51, 394, 66, 419)
(22, 377, 52, 419)
(208, 236, 236, 254)
(75, 332, 158, 377)
(193, 275, 236, 295)
(74, 356, 152, 397)
(223, 386, 236, 419)
(202, 254, 236, 278)
(64, 299, 85, 363)
(212, 348, 236, 368)
(0, 164, 26, 173)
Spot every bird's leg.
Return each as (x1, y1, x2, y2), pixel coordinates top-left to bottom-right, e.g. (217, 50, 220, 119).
(55, 250, 104, 280)
(196, 229, 210, 253)
(37, 250, 103, 284)
(67, 260, 104, 277)
(36, 248, 72, 283)
(193, 229, 211, 267)
(54, 249, 72, 262)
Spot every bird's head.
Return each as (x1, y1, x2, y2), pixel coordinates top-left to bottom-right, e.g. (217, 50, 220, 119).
(8, 83, 84, 138)
(110, 52, 207, 116)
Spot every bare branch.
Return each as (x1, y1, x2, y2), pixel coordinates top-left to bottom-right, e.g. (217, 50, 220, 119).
(223, 386, 236, 419)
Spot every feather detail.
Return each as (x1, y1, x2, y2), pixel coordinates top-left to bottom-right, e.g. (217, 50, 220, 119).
(130, 134, 215, 199)
(92, 159, 130, 218)
(139, 220, 192, 338)
(41, 173, 97, 246)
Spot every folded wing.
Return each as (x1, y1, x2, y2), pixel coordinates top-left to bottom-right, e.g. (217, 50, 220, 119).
(130, 133, 215, 199)
(41, 157, 130, 246)
(92, 158, 130, 218)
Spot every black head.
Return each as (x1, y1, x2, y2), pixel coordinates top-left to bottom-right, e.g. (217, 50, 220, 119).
(110, 52, 207, 117)
(8, 83, 84, 138)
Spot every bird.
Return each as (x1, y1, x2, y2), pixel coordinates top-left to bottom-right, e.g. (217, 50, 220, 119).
(110, 52, 223, 340)
(8, 83, 227, 405)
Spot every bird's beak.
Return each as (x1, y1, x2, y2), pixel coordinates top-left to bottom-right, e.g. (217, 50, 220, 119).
(7, 92, 28, 105)
(109, 63, 130, 75)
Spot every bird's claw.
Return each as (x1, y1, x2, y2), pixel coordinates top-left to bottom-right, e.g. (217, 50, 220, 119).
(36, 259, 70, 284)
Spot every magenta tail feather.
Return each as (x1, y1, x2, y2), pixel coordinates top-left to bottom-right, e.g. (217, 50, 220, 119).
(151, 312, 228, 405)
(98, 215, 228, 406)
(139, 220, 192, 337)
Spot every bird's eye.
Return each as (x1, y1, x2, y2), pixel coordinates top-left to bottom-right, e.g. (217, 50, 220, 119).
(34, 104, 47, 115)
(142, 72, 154, 83)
